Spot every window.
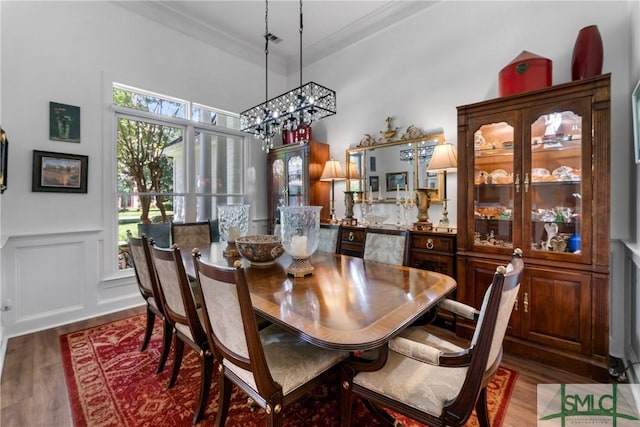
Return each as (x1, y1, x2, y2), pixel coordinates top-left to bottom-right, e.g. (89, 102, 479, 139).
(113, 83, 245, 270)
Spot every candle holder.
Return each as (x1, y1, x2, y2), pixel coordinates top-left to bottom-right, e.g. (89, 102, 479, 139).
(218, 204, 250, 257)
(280, 206, 321, 277)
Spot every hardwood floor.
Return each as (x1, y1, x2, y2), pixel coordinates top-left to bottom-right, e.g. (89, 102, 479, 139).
(0, 307, 606, 426)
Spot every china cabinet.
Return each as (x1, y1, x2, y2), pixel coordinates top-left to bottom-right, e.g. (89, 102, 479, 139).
(267, 141, 330, 234)
(456, 74, 610, 380)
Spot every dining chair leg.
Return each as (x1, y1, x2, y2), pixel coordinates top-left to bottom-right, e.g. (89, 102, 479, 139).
(266, 410, 284, 427)
(140, 309, 155, 352)
(168, 336, 184, 388)
(475, 387, 490, 427)
(192, 352, 214, 424)
(156, 320, 173, 374)
(214, 374, 233, 427)
(340, 369, 354, 427)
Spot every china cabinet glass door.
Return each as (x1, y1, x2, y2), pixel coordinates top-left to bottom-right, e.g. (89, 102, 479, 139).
(286, 154, 304, 207)
(470, 114, 520, 254)
(523, 99, 592, 262)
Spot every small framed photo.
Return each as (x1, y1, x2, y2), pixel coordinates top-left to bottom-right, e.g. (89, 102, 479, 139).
(32, 150, 88, 193)
(386, 171, 408, 191)
(632, 80, 640, 163)
(49, 102, 81, 143)
(369, 175, 379, 192)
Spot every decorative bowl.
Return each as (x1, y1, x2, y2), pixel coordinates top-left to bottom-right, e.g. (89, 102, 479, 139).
(235, 235, 285, 266)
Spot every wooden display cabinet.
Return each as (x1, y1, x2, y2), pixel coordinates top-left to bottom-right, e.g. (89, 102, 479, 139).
(267, 141, 330, 234)
(456, 74, 610, 380)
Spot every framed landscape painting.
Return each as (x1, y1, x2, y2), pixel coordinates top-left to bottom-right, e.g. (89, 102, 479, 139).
(32, 150, 88, 193)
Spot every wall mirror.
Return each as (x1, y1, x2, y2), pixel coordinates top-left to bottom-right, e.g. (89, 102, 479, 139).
(346, 117, 444, 204)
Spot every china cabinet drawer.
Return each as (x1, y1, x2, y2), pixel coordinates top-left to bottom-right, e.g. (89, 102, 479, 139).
(408, 231, 456, 279)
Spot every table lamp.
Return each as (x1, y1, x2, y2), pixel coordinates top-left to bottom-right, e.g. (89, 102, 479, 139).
(427, 143, 458, 227)
(320, 159, 346, 224)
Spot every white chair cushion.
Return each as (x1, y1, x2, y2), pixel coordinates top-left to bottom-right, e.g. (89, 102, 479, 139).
(438, 299, 478, 320)
(353, 350, 468, 417)
(317, 228, 339, 253)
(225, 324, 347, 395)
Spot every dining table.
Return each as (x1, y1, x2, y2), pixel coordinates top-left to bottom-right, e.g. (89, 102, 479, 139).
(182, 242, 456, 352)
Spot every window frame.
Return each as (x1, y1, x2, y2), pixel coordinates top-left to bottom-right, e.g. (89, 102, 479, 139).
(103, 84, 247, 280)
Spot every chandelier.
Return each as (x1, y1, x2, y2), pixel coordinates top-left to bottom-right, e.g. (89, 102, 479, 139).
(399, 145, 436, 163)
(240, 0, 337, 153)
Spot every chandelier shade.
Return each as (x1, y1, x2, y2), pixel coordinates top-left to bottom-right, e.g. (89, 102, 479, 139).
(240, 81, 336, 137)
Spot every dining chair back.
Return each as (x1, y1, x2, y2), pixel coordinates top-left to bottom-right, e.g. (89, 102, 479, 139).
(318, 226, 339, 253)
(127, 234, 172, 373)
(341, 249, 524, 427)
(150, 244, 213, 424)
(192, 253, 348, 427)
(363, 229, 408, 265)
(171, 221, 212, 250)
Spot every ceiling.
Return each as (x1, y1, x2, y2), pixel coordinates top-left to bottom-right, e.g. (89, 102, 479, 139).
(114, 1, 438, 75)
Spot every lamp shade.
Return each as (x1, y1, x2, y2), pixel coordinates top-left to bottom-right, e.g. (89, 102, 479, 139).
(427, 143, 458, 173)
(320, 159, 346, 181)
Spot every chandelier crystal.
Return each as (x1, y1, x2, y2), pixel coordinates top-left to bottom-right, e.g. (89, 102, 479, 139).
(240, 0, 336, 152)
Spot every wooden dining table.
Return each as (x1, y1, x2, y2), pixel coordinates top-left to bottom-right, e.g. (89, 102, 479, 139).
(182, 243, 456, 352)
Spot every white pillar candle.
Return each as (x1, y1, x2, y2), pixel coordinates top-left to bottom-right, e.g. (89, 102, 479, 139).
(396, 184, 400, 201)
(290, 235, 308, 258)
(369, 185, 373, 203)
(228, 226, 240, 242)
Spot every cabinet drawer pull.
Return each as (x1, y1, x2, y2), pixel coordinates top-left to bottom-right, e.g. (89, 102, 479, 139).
(524, 173, 529, 193)
(348, 232, 355, 242)
(523, 292, 529, 313)
(425, 239, 434, 250)
(514, 173, 520, 193)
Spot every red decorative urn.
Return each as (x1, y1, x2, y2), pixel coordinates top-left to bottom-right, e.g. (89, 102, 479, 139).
(498, 51, 552, 97)
(571, 25, 603, 81)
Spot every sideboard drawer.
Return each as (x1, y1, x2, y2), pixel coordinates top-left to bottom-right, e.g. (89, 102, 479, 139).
(338, 226, 366, 258)
(411, 234, 455, 253)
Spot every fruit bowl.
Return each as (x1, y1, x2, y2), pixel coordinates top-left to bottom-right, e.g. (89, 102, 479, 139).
(235, 235, 285, 266)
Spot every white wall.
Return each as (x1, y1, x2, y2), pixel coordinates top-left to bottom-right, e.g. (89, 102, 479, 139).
(0, 1, 636, 377)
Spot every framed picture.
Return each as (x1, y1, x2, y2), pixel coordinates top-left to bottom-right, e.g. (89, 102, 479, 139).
(32, 150, 88, 193)
(369, 175, 379, 192)
(369, 156, 376, 172)
(633, 80, 640, 163)
(49, 102, 81, 143)
(386, 171, 408, 191)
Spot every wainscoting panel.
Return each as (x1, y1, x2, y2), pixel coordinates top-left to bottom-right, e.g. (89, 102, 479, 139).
(1, 230, 141, 338)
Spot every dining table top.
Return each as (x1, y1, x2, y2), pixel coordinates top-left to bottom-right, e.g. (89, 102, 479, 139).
(182, 242, 456, 351)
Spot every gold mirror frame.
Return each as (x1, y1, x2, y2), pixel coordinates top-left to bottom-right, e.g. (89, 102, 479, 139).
(346, 117, 445, 205)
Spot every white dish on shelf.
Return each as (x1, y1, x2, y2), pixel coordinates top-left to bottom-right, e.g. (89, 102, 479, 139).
(552, 166, 573, 176)
(489, 169, 508, 178)
(531, 168, 550, 178)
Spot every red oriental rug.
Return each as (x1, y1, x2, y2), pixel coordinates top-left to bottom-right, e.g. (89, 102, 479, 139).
(60, 314, 517, 426)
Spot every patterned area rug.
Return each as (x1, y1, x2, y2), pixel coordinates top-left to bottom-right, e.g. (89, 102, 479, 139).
(60, 314, 517, 426)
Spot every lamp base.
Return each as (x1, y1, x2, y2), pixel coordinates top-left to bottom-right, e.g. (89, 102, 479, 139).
(286, 257, 314, 277)
(413, 220, 433, 231)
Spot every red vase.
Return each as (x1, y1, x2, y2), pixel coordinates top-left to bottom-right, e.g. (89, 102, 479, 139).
(571, 25, 603, 81)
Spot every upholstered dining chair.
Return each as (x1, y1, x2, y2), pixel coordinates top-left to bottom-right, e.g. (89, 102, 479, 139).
(340, 249, 524, 427)
(318, 226, 339, 253)
(171, 221, 212, 250)
(363, 229, 408, 265)
(192, 252, 349, 427)
(150, 244, 214, 424)
(127, 234, 172, 374)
